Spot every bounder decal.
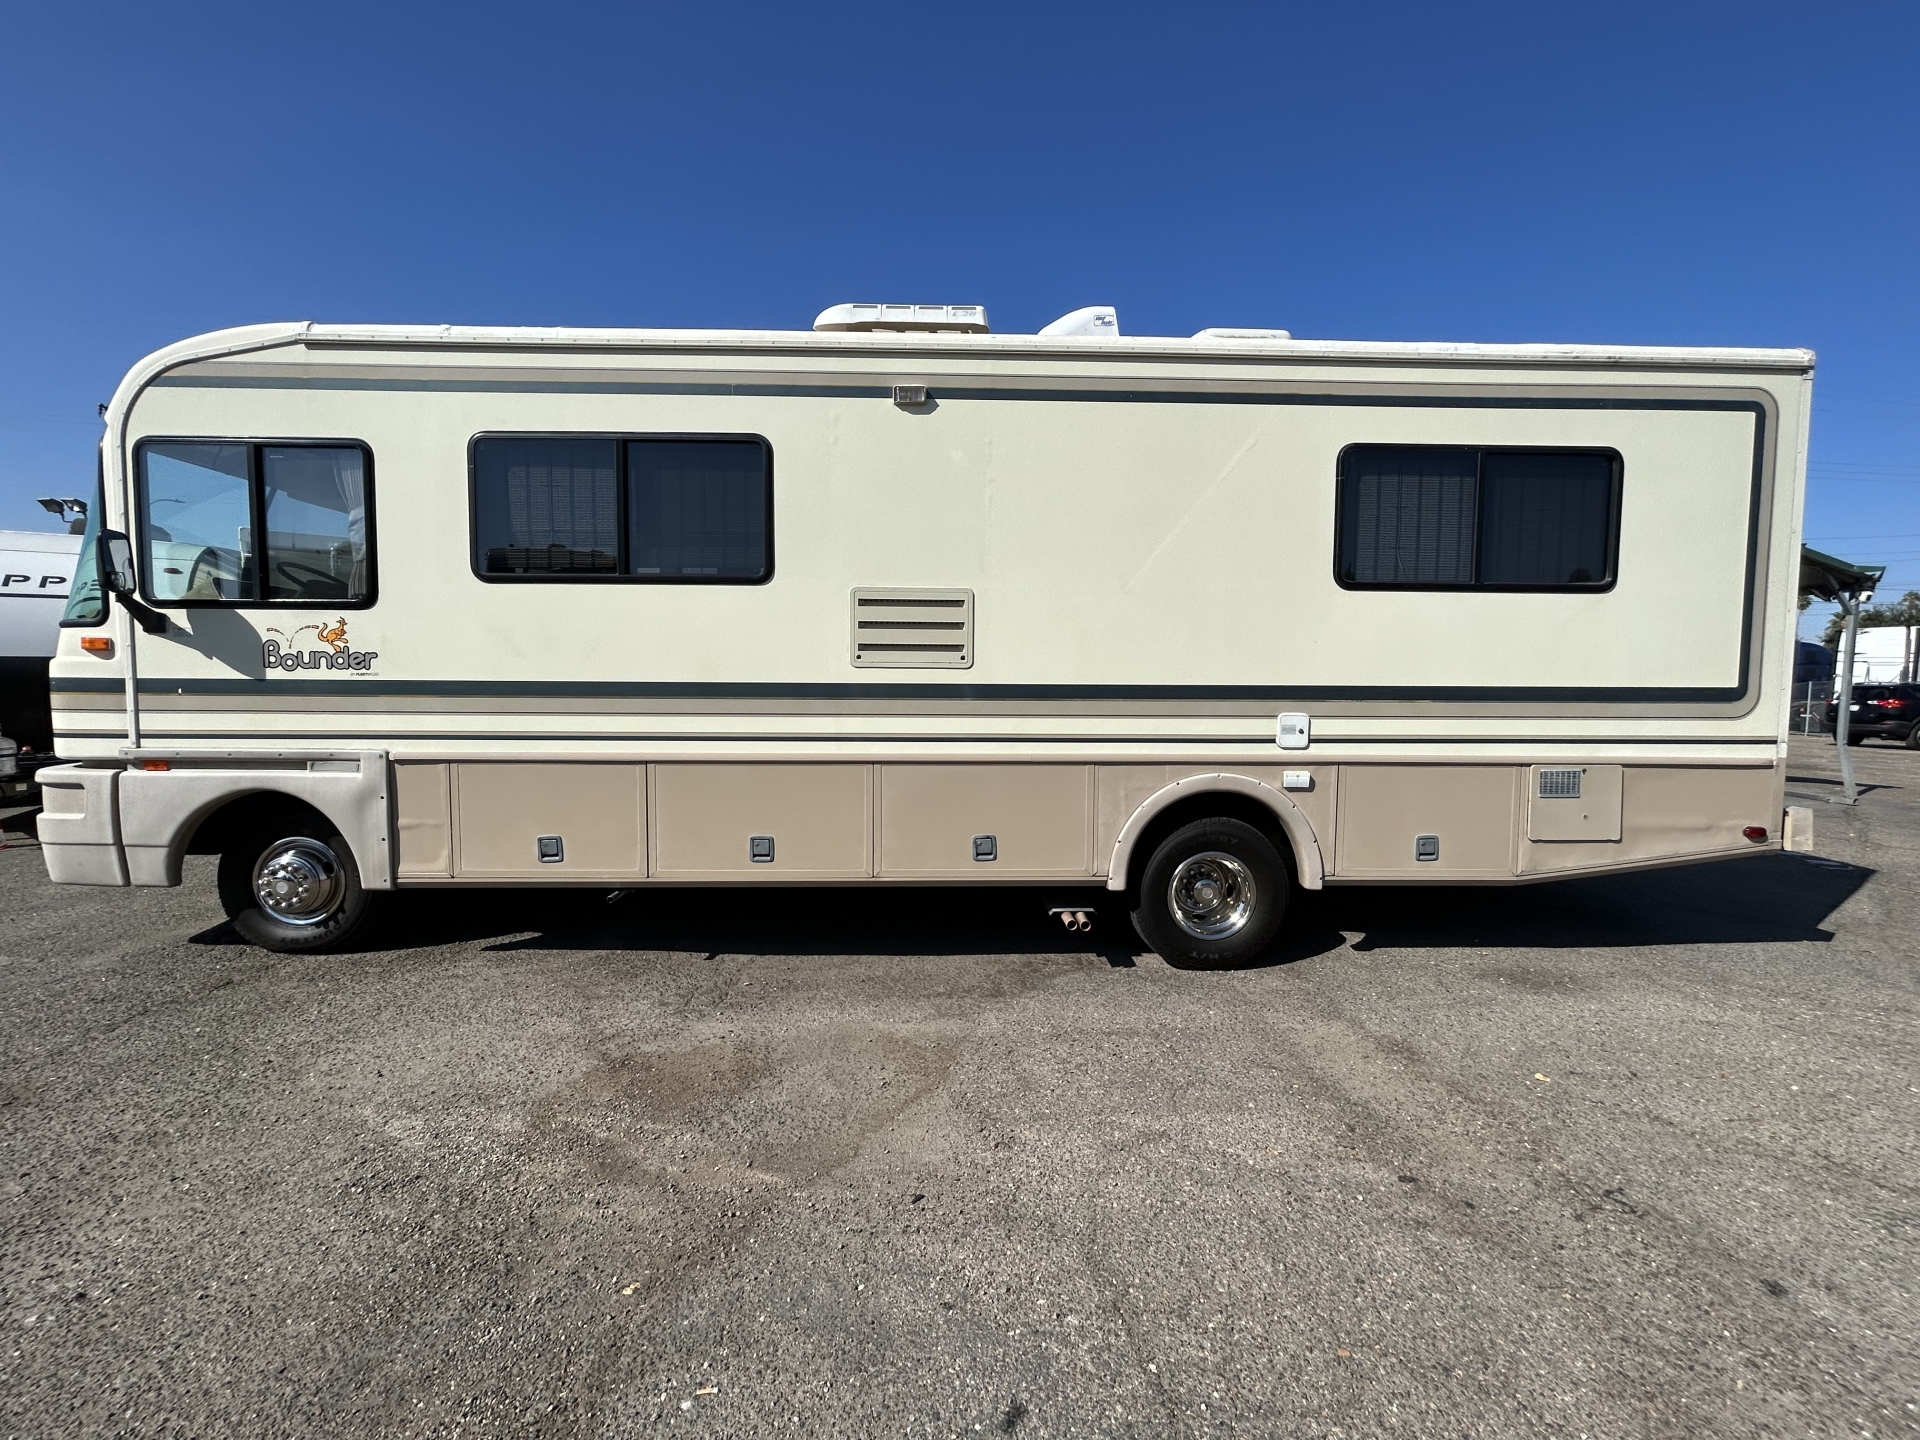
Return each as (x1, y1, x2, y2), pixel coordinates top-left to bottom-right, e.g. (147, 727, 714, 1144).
(262, 618, 379, 674)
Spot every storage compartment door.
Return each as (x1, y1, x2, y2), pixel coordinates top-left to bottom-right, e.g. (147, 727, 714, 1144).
(879, 765, 1092, 877)
(1334, 765, 1517, 878)
(454, 763, 645, 878)
(652, 764, 872, 878)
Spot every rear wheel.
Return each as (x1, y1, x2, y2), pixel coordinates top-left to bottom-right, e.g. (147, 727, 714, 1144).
(1130, 817, 1289, 966)
(217, 819, 377, 952)
(1906, 721, 1920, 750)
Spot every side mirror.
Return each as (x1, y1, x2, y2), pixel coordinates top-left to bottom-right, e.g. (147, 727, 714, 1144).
(100, 531, 136, 596)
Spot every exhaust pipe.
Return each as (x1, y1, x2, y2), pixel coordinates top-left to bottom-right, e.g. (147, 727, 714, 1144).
(1049, 906, 1095, 932)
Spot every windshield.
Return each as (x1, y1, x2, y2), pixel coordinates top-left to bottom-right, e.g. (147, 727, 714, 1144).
(59, 455, 107, 626)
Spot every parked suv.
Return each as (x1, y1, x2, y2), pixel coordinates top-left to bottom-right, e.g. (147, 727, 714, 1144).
(1827, 683, 1920, 747)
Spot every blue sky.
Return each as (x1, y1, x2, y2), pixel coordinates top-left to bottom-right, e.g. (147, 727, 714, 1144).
(3, 2, 1915, 636)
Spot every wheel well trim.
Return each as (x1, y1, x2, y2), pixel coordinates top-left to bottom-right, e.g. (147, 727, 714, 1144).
(1105, 773, 1325, 893)
(115, 754, 393, 889)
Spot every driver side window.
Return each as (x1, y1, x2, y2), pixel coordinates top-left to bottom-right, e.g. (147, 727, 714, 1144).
(135, 440, 374, 607)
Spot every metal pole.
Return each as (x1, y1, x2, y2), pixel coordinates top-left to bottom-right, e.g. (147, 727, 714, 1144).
(1834, 593, 1861, 805)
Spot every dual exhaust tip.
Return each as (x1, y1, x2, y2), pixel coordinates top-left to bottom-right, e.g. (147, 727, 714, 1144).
(1049, 907, 1095, 933)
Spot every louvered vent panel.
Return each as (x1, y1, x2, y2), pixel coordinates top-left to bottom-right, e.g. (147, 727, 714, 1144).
(1538, 768, 1583, 799)
(850, 588, 973, 669)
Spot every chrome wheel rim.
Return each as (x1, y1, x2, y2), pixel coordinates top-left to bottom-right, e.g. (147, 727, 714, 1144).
(1167, 851, 1256, 941)
(253, 837, 344, 926)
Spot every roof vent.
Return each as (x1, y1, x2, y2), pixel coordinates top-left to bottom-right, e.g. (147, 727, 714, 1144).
(1038, 305, 1119, 338)
(814, 303, 988, 334)
(1192, 327, 1292, 341)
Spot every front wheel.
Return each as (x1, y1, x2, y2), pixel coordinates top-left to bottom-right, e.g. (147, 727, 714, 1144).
(1130, 817, 1289, 967)
(217, 819, 377, 952)
(1847, 732, 1867, 746)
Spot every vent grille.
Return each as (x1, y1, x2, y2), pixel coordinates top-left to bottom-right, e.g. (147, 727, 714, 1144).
(1538, 768, 1583, 799)
(851, 588, 973, 669)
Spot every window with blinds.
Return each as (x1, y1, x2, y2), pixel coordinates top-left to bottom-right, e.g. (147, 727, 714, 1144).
(472, 435, 771, 582)
(1335, 445, 1619, 591)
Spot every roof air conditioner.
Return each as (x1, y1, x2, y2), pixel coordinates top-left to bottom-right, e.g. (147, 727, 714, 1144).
(813, 303, 989, 334)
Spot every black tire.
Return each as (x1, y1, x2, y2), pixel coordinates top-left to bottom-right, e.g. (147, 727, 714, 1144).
(217, 817, 378, 953)
(1906, 721, 1920, 750)
(1130, 817, 1289, 967)
(1847, 732, 1867, 746)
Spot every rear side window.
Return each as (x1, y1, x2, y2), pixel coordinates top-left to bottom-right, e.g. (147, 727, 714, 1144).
(472, 434, 771, 582)
(135, 440, 374, 607)
(1336, 446, 1620, 591)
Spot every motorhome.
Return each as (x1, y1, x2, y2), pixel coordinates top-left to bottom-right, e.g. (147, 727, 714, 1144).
(40, 307, 1814, 962)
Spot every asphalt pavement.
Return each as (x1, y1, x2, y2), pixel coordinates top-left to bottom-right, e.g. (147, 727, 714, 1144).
(2, 736, 1916, 1439)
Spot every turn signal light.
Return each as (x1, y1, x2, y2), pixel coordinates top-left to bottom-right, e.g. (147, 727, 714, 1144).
(1742, 826, 1768, 842)
(80, 636, 112, 655)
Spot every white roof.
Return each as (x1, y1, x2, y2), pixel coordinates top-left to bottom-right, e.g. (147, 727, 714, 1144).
(0, 529, 82, 554)
(151, 321, 1817, 365)
(104, 321, 1817, 425)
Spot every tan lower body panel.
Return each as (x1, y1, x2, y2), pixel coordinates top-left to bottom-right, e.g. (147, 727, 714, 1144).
(395, 762, 452, 877)
(388, 758, 1784, 887)
(1515, 763, 1781, 875)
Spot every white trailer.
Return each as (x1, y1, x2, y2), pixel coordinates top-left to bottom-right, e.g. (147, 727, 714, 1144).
(1848, 625, 1919, 684)
(40, 308, 1814, 962)
(1, 527, 81, 787)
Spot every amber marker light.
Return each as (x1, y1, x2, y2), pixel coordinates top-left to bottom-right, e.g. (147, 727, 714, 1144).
(80, 636, 112, 655)
(135, 760, 170, 772)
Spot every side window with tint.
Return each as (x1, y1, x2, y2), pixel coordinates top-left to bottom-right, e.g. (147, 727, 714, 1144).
(263, 447, 372, 601)
(141, 444, 255, 601)
(135, 440, 374, 607)
(472, 434, 771, 583)
(1336, 445, 1620, 591)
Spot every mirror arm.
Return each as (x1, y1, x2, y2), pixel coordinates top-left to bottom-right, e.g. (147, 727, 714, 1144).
(118, 594, 168, 635)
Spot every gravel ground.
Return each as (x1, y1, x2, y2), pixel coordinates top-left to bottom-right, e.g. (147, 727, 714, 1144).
(1, 736, 1915, 1439)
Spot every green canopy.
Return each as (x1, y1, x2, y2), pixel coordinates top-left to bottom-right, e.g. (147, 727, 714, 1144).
(1800, 545, 1885, 602)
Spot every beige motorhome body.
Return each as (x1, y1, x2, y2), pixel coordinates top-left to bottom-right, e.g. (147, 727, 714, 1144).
(42, 321, 1813, 950)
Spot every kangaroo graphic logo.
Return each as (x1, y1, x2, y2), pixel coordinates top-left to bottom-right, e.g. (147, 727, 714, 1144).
(262, 618, 377, 674)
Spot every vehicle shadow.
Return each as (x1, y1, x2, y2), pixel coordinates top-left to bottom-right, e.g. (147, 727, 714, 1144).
(1311, 852, 1872, 952)
(365, 885, 1307, 970)
(189, 851, 1872, 968)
